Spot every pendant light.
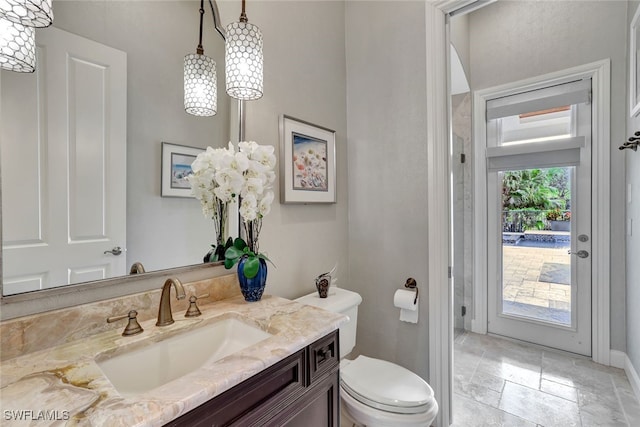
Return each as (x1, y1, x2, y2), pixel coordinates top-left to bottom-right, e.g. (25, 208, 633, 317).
(184, 0, 217, 116)
(0, 17, 35, 72)
(225, 0, 263, 100)
(0, 0, 53, 28)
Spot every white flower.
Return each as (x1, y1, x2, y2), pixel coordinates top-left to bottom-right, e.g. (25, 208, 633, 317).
(238, 140, 259, 156)
(190, 141, 276, 231)
(215, 169, 244, 198)
(259, 191, 274, 217)
(213, 184, 235, 203)
(232, 151, 250, 172)
(253, 145, 277, 169)
(265, 170, 276, 185)
(240, 193, 258, 221)
(243, 177, 265, 197)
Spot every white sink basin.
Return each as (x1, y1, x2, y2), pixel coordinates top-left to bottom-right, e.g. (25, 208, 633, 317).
(96, 317, 272, 396)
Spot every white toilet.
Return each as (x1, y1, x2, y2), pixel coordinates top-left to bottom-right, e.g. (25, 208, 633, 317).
(296, 287, 438, 427)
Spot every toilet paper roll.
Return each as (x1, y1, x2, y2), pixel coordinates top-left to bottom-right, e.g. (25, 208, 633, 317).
(393, 289, 419, 323)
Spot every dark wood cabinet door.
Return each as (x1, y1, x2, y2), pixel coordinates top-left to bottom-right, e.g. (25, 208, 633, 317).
(165, 350, 305, 427)
(276, 371, 339, 427)
(164, 331, 340, 427)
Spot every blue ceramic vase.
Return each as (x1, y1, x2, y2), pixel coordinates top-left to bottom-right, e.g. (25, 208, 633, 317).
(237, 257, 267, 302)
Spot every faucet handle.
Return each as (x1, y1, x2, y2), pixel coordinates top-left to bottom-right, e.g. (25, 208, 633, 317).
(185, 293, 210, 318)
(107, 310, 144, 336)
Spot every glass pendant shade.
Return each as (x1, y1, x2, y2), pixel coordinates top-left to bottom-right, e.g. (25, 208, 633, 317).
(184, 53, 217, 116)
(0, 17, 35, 72)
(0, 0, 53, 28)
(225, 21, 263, 100)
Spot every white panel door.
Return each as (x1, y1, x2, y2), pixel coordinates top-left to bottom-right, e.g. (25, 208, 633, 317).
(1, 27, 127, 294)
(486, 85, 592, 356)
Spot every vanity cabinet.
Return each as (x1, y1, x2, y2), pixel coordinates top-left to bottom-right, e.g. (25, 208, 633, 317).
(165, 330, 340, 427)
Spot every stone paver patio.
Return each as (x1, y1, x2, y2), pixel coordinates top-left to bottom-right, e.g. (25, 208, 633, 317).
(502, 243, 572, 325)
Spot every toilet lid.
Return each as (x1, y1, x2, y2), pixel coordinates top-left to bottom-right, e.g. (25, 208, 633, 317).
(340, 356, 435, 414)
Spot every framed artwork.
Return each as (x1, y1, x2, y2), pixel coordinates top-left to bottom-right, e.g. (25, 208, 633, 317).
(160, 142, 203, 197)
(631, 6, 640, 117)
(279, 115, 336, 204)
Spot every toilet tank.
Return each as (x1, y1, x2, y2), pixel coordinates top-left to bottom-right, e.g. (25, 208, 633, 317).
(295, 287, 363, 358)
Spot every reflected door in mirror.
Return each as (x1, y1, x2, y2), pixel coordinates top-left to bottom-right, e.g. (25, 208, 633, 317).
(1, 27, 127, 295)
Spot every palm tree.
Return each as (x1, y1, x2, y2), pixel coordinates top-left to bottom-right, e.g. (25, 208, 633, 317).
(502, 169, 564, 210)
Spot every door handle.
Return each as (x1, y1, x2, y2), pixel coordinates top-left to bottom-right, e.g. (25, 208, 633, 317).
(104, 246, 123, 256)
(568, 249, 589, 258)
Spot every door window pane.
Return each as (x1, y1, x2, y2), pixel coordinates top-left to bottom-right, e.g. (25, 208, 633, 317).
(501, 167, 572, 326)
(499, 106, 572, 146)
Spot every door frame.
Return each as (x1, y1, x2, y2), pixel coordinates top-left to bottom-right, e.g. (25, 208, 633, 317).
(427, 3, 611, 425)
(427, 3, 499, 426)
(471, 60, 611, 364)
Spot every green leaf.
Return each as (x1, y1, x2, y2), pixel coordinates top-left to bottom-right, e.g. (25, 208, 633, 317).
(243, 257, 260, 278)
(224, 257, 236, 269)
(233, 238, 247, 250)
(225, 246, 243, 260)
(258, 253, 276, 268)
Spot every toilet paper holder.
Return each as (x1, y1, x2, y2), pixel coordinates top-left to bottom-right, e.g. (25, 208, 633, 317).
(404, 278, 418, 304)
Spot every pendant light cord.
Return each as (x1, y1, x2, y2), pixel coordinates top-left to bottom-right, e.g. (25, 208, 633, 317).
(197, 0, 205, 54)
(240, 0, 247, 23)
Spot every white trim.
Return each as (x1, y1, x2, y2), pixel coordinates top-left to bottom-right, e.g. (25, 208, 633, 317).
(591, 59, 612, 366)
(485, 136, 584, 158)
(630, 5, 640, 117)
(606, 351, 640, 405)
(426, 4, 451, 427)
(431, 3, 498, 426)
(610, 350, 627, 369)
(486, 79, 591, 120)
(625, 354, 640, 402)
(435, 0, 497, 16)
(472, 89, 488, 335)
(472, 60, 611, 364)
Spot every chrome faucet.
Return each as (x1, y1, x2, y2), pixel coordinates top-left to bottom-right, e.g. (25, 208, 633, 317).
(156, 278, 186, 326)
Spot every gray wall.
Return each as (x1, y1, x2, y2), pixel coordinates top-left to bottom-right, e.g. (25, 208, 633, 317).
(52, 1, 231, 273)
(218, 1, 349, 299)
(450, 13, 470, 83)
(627, 0, 640, 381)
(345, 1, 430, 379)
(469, 0, 629, 352)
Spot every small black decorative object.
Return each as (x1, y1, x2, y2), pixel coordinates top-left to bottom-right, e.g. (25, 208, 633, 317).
(315, 264, 337, 298)
(316, 276, 330, 298)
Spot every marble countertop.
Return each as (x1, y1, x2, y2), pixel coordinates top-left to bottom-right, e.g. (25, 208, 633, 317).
(0, 295, 346, 426)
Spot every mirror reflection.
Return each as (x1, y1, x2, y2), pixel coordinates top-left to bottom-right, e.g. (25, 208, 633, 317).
(1, 0, 230, 296)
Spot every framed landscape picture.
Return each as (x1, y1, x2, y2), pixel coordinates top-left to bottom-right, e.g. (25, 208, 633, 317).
(160, 142, 203, 197)
(279, 115, 336, 204)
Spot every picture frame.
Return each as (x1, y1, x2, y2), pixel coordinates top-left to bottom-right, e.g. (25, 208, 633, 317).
(631, 6, 640, 117)
(279, 115, 336, 204)
(160, 142, 203, 197)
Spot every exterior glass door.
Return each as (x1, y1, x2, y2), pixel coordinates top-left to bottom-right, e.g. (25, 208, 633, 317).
(485, 80, 592, 355)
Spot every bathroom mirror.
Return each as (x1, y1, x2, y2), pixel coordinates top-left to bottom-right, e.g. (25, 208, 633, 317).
(0, 0, 234, 299)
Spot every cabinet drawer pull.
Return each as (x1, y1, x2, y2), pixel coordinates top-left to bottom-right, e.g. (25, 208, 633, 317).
(316, 344, 333, 364)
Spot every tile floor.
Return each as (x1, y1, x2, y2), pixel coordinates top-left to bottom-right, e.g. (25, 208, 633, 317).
(452, 331, 640, 426)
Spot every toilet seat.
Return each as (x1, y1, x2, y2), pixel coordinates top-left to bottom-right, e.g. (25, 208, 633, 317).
(340, 356, 435, 415)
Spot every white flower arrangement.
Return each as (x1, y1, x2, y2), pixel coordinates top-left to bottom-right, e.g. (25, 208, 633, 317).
(187, 141, 276, 257)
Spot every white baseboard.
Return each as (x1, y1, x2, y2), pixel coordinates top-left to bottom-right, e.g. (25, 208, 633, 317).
(611, 350, 626, 369)
(470, 319, 486, 335)
(625, 354, 640, 402)
(611, 350, 640, 402)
